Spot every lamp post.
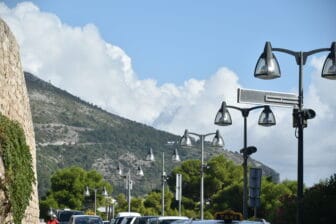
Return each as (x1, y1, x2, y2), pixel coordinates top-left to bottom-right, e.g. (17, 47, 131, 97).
(180, 129, 224, 220)
(146, 146, 181, 216)
(214, 101, 276, 219)
(254, 41, 336, 224)
(111, 198, 116, 219)
(162, 152, 167, 216)
(84, 186, 108, 215)
(117, 162, 144, 212)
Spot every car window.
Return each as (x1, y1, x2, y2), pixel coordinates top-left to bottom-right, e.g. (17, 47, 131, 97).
(123, 217, 135, 224)
(75, 216, 103, 224)
(135, 216, 156, 224)
(160, 220, 183, 224)
(114, 217, 124, 224)
(58, 210, 84, 222)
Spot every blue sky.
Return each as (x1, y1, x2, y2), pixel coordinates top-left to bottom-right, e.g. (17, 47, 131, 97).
(4, 0, 335, 87)
(1, 0, 336, 186)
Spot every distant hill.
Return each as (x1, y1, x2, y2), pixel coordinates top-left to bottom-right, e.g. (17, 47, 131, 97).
(24, 72, 279, 198)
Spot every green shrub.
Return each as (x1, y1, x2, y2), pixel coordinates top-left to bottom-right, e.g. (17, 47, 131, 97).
(0, 114, 35, 224)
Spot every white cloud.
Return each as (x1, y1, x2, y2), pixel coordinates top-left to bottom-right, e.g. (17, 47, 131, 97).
(1, 2, 335, 186)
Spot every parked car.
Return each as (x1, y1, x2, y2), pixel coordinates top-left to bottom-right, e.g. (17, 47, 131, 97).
(147, 216, 189, 224)
(113, 216, 138, 224)
(112, 212, 142, 224)
(132, 216, 157, 224)
(68, 214, 103, 224)
(56, 209, 84, 224)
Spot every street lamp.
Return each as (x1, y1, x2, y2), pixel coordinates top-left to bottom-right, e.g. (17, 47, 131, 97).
(117, 163, 144, 212)
(254, 41, 336, 224)
(146, 147, 155, 162)
(146, 147, 181, 216)
(180, 129, 224, 220)
(214, 101, 276, 219)
(84, 186, 108, 215)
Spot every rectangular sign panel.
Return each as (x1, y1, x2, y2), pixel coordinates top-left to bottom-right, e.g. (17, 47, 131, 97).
(176, 174, 182, 201)
(237, 88, 299, 107)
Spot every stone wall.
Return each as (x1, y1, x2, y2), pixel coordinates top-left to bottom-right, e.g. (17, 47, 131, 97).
(0, 18, 39, 223)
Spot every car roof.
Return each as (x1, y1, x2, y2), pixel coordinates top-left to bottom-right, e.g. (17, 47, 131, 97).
(116, 212, 141, 217)
(156, 216, 189, 220)
(72, 215, 101, 218)
(149, 216, 189, 220)
(190, 220, 230, 224)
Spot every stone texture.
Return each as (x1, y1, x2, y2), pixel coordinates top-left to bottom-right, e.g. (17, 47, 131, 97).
(0, 18, 39, 223)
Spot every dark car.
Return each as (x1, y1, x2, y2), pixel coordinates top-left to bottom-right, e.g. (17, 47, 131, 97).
(56, 209, 84, 224)
(68, 215, 103, 224)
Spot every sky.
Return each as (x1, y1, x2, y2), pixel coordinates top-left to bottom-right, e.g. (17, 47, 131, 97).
(1, 0, 335, 187)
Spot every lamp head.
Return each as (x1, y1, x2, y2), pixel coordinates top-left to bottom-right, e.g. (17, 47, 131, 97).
(102, 187, 108, 197)
(254, 42, 281, 79)
(214, 101, 232, 126)
(116, 163, 123, 176)
(258, 106, 276, 126)
(180, 129, 192, 147)
(322, 42, 336, 79)
(84, 186, 90, 196)
(136, 165, 144, 177)
(172, 148, 181, 162)
(145, 147, 155, 161)
(211, 130, 224, 147)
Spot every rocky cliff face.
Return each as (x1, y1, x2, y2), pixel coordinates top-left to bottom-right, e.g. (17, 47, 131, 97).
(0, 18, 39, 224)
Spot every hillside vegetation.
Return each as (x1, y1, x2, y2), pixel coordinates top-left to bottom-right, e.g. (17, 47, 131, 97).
(24, 72, 279, 198)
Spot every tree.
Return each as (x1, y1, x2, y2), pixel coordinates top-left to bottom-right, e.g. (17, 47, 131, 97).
(303, 173, 336, 224)
(40, 166, 112, 214)
(143, 191, 161, 214)
(258, 178, 294, 222)
(211, 182, 243, 213)
(114, 193, 127, 213)
(205, 155, 242, 200)
(169, 160, 201, 202)
(168, 155, 243, 218)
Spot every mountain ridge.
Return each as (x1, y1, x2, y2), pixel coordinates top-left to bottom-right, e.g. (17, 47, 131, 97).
(24, 72, 279, 198)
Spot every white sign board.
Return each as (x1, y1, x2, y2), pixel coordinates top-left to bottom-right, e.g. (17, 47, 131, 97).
(237, 88, 299, 107)
(175, 173, 182, 201)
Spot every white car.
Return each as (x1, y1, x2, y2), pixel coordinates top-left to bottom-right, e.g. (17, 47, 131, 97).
(111, 212, 142, 224)
(116, 212, 141, 218)
(68, 215, 103, 224)
(147, 216, 189, 224)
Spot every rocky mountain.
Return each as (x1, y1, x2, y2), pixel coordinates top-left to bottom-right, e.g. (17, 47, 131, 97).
(24, 72, 279, 198)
